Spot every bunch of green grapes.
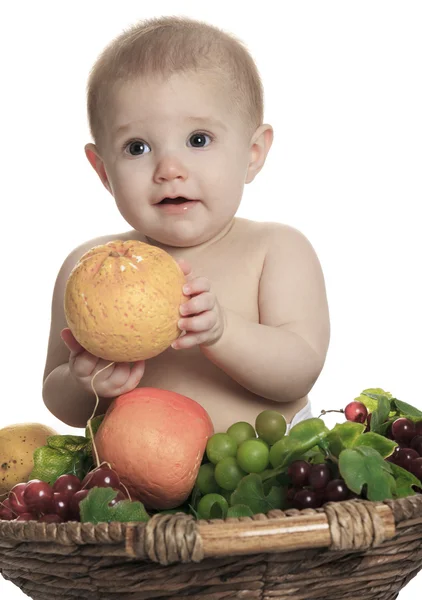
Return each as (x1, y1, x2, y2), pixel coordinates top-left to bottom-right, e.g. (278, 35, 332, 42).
(194, 410, 287, 518)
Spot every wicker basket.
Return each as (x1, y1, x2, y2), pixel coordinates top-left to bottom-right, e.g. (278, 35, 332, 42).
(1, 495, 422, 600)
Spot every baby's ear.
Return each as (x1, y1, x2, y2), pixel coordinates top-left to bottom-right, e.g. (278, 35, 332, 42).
(84, 143, 112, 193)
(245, 124, 274, 184)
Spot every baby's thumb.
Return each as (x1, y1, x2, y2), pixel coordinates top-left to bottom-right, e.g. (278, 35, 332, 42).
(60, 328, 84, 355)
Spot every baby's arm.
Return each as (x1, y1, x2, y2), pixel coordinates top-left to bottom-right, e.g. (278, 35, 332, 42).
(201, 224, 330, 403)
(42, 241, 145, 428)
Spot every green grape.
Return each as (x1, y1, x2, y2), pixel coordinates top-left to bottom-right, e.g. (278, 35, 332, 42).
(256, 437, 270, 449)
(255, 410, 287, 445)
(226, 421, 256, 445)
(206, 433, 237, 464)
(237, 439, 270, 473)
(197, 493, 229, 519)
(218, 488, 233, 504)
(196, 463, 220, 495)
(214, 456, 247, 491)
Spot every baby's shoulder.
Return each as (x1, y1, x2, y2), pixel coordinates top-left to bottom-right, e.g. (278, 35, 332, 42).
(237, 217, 310, 249)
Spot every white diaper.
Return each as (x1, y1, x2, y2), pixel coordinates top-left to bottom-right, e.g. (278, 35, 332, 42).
(285, 400, 313, 434)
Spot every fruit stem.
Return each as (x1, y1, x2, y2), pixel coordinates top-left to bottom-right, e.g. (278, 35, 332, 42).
(318, 409, 345, 418)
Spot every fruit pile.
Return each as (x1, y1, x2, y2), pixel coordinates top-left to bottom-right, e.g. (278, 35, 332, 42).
(0, 388, 421, 524)
(194, 412, 352, 517)
(0, 468, 128, 523)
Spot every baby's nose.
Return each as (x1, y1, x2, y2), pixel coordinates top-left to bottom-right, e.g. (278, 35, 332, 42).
(153, 155, 188, 182)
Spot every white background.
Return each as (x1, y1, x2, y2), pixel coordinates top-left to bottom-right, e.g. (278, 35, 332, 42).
(1, 1, 421, 598)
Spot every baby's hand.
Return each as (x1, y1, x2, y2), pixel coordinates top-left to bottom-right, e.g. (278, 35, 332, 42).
(60, 328, 145, 397)
(172, 259, 226, 350)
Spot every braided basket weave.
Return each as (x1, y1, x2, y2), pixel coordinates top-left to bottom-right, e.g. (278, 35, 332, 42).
(1, 494, 422, 599)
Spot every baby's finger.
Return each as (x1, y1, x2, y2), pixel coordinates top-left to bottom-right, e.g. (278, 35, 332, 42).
(175, 258, 192, 277)
(104, 362, 131, 388)
(172, 331, 209, 349)
(178, 311, 217, 333)
(180, 291, 215, 316)
(107, 361, 146, 396)
(124, 360, 146, 390)
(183, 276, 211, 296)
(61, 328, 84, 356)
(72, 351, 100, 378)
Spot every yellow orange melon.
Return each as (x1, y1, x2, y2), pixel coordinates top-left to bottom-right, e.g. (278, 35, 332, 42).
(0, 423, 58, 496)
(64, 240, 188, 362)
(94, 388, 214, 509)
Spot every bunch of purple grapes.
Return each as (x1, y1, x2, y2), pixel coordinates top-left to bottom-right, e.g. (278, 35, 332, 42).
(286, 460, 356, 509)
(385, 418, 422, 479)
(345, 401, 422, 481)
(0, 466, 128, 523)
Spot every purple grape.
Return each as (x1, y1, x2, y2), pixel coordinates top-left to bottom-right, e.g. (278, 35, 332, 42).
(387, 446, 403, 463)
(410, 435, 422, 456)
(395, 447, 419, 470)
(288, 461, 311, 487)
(415, 421, 422, 437)
(68, 489, 90, 521)
(23, 480, 54, 515)
(39, 514, 63, 523)
(52, 493, 71, 521)
(308, 464, 331, 490)
(15, 512, 37, 522)
(0, 499, 15, 520)
(53, 474, 82, 497)
(8, 483, 30, 515)
(409, 457, 422, 480)
(293, 489, 321, 509)
(391, 418, 416, 444)
(324, 479, 349, 502)
(82, 467, 120, 490)
(345, 402, 368, 423)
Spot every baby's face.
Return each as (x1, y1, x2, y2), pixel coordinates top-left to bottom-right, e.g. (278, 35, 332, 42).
(98, 71, 255, 247)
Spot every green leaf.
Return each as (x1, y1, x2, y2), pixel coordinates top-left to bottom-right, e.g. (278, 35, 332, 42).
(326, 422, 366, 457)
(46, 435, 91, 453)
(288, 418, 329, 446)
(231, 474, 287, 513)
(227, 504, 254, 518)
(375, 418, 396, 436)
(85, 415, 105, 439)
(79, 487, 150, 524)
(339, 446, 396, 501)
(29, 446, 91, 484)
(388, 462, 420, 498)
(391, 399, 422, 418)
(265, 437, 307, 478)
(353, 432, 397, 458)
(370, 396, 392, 433)
(356, 388, 393, 413)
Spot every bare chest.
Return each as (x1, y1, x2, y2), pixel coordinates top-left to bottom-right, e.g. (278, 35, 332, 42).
(137, 223, 281, 431)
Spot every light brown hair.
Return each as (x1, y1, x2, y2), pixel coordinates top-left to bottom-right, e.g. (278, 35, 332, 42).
(86, 15, 264, 147)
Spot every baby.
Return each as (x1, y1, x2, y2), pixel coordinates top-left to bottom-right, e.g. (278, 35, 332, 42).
(42, 16, 330, 434)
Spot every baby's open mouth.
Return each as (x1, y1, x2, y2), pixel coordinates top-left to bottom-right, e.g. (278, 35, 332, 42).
(159, 197, 193, 204)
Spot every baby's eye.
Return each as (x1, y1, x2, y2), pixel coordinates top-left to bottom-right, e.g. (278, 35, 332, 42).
(187, 133, 212, 148)
(125, 140, 151, 156)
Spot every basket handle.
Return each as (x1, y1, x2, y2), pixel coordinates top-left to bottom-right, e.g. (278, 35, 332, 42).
(125, 500, 396, 565)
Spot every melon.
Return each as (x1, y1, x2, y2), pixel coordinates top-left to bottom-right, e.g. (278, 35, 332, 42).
(0, 423, 58, 496)
(64, 240, 188, 362)
(94, 388, 214, 509)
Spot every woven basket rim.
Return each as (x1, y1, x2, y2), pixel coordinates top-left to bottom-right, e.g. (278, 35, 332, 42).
(1, 494, 421, 562)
